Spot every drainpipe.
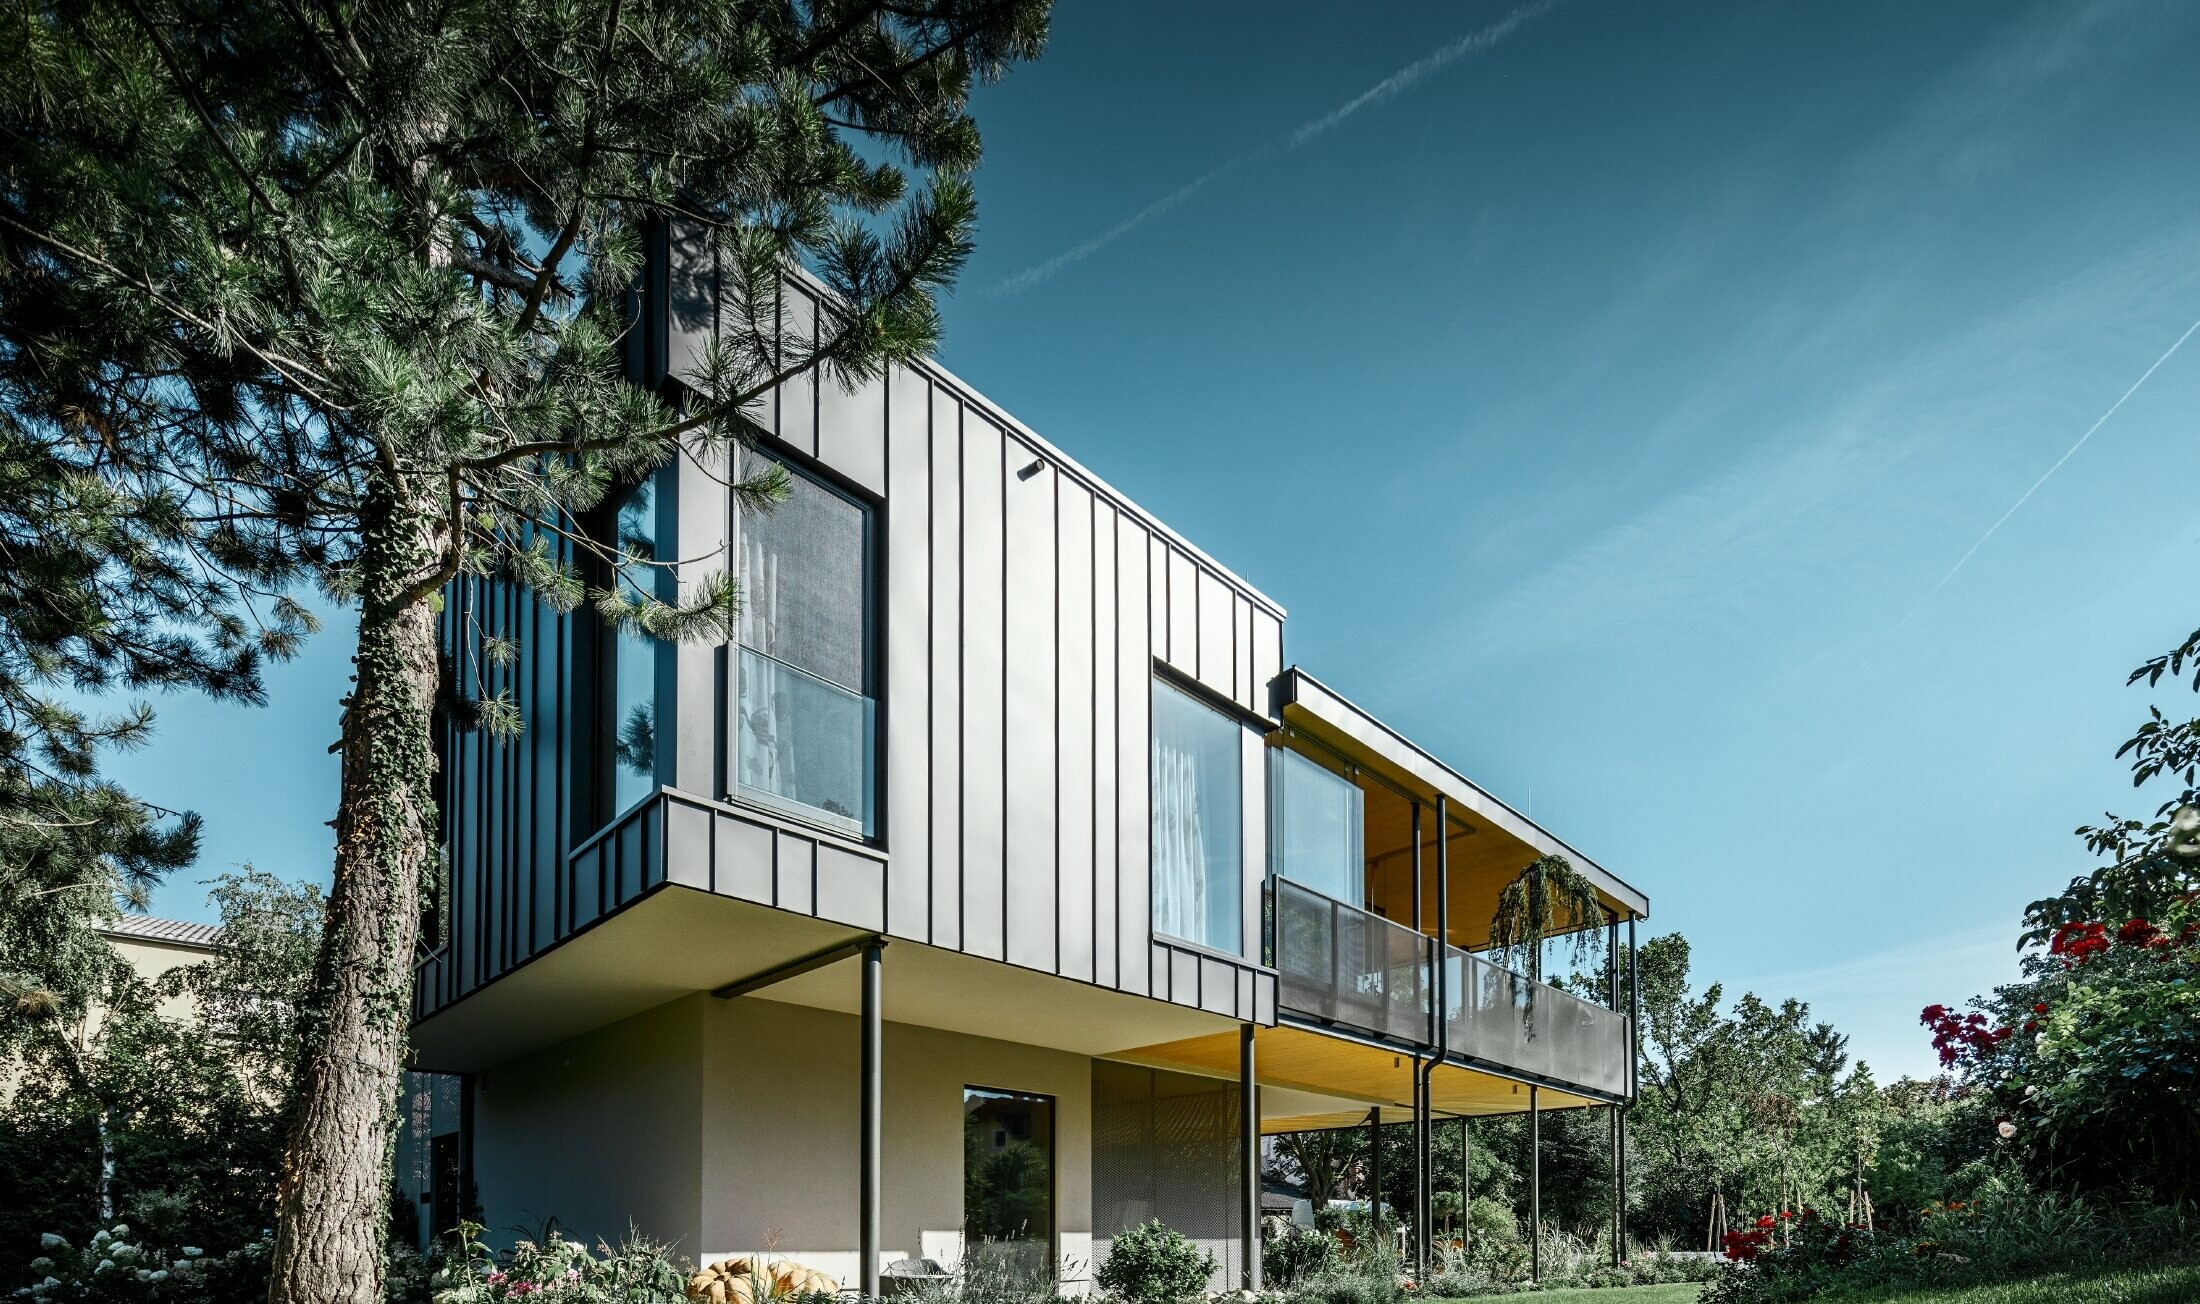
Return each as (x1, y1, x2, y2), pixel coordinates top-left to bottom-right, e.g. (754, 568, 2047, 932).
(860, 939, 885, 1299)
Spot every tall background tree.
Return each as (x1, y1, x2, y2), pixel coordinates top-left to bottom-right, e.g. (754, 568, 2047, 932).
(0, 3, 1048, 1300)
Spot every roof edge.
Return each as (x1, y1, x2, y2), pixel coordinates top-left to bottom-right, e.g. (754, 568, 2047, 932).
(1274, 666, 1650, 920)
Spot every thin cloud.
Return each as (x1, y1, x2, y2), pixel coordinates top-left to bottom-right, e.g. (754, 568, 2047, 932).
(1898, 313, 2200, 627)
(1290, 0, 1563, 148)
(997, 0, 1564, 294)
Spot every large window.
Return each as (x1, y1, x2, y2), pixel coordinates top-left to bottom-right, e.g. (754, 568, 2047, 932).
(734, 454, 877, 838)
(1269, 746, 1364, 906)
(964, 1087, 1054, 1277)
(599, 479, 660, 823)
(1151, 678, 1243, 955)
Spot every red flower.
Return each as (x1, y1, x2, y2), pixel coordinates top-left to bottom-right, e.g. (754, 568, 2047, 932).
(1756, 1215, 1776, 1229)
(2118, 918, 2161, 946)
(2022, 1020, 2038, 1034)
(1920, 1004, 1948, 1023)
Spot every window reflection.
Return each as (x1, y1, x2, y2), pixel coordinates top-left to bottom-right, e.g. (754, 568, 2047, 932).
(964, 1087, 1055, 1278)
(1151, 679, 1243, 955)
(607, 480, 658, 818)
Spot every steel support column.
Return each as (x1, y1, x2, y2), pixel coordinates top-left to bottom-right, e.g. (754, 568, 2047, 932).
(1461, 1118, 1472, 1253)
(1241, 1024, 1261, 1292)
(1610, 1105, 1622, 1267)
(1367, 1107, 1384, 1247)
(1413, 1057, 1431, 1278)
(860, 939, 885, 1299)
(1529, 1085, 1542, 1282)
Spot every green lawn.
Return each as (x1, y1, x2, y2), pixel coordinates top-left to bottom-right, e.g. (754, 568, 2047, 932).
(1809, 1260, 2200, 1303)
(1429, 1286, 1704, 1304)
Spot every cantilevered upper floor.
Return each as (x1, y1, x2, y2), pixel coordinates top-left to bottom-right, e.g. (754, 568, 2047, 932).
(411, 236, 1647, 1111)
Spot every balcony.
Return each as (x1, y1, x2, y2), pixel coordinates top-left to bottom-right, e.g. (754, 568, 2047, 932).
(1266, 878, 1629, 1098)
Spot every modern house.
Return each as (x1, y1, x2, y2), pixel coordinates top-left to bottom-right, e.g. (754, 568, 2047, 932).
(396, 242, 1648, 1293)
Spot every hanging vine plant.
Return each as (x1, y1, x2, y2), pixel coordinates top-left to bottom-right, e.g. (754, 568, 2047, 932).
(1487, 854, 1606, 1025)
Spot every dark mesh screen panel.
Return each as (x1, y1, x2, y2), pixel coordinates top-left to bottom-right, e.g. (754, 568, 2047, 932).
(1272, 878, 1432, 1044)
(1092, 1062, 1242, 1292)
(1445, 946, 1627, 1096)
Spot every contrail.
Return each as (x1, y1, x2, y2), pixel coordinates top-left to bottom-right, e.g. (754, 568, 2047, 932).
(1899, 313, 2200, 627)
(997, 0, 1564, 294)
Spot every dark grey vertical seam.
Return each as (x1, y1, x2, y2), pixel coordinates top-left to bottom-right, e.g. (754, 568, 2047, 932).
(923, 378, 934, 945)
(955, 400, 966, 951)
(880, 373, 890, 938)
(999, 431, 1009, 956)
(1052, 465, 1061, 975)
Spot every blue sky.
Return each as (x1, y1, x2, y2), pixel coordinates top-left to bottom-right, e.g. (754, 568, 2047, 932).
(119, 0, 2200, 1080)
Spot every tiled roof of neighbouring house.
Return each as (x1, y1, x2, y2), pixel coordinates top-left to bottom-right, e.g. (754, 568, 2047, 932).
(94, 914, 224, 949)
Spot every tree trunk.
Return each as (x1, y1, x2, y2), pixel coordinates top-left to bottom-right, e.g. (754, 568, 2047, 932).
(268, 484, 439, 1304)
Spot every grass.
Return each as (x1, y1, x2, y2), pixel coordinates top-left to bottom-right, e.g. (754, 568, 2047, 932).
(1807, 1259, 2200, 1303)
(1427, 1286, 1704, 1304)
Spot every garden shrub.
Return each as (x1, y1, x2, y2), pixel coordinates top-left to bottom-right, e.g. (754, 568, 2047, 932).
(429, 1222, 690, 1302)
(10, 1225, 273, 1304)
(1696, 1191, 2199, 1304)
(1260, 1227, 1334, 1289)
(1094, 1222, 1211, 1304)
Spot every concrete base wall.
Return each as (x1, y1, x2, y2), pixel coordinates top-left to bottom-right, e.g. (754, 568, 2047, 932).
(460, 991, 1096, 1290)
(473, 996, 707, 1253)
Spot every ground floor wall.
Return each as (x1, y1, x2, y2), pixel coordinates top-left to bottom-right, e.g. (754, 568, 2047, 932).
(448, 991, 1223, 1291)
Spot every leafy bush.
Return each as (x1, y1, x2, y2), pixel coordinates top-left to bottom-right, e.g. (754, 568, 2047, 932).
(429, 1222, 689, 1302)
(1261, 1227, 1334, 1289)
(10, 1225, 272, 1304)
(1696, 1191, 2198, 1304)
(1094, 1222, 1212, 1304)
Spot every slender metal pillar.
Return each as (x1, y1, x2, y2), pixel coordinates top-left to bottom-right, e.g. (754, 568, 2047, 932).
(1435, 793, 1450, 1050)
(1367, 1107, 1383, 1245)
(1410, 801, 1423, 932)
(860, 940, 885, 1299)
(1413, 1058, 1431, 1278)
(1529, 1085, 1541, 1282)
(1610, 1105, 1622, 1267)
(1622, 915, 1636, 1262)
(1241, 1025, 1261, 1292)
(1618, 1104, 1630, 1261)
(1460, 1118, 1471, 1251)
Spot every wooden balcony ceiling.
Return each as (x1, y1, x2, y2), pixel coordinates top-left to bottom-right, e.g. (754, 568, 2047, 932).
(1112, 1025, 1599, 1134)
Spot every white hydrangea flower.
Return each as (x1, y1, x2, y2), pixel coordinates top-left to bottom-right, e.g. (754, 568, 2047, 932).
(91, 1231, 111, 1246)
(110, 1225, 129, 1239)
(39, 1234, 65, 1250)
(28, 1257, 52, 1272)
(96, 1258, 115, 1273)
(150, 1270, 169, 1282)
(182, 1247, 204, 1257)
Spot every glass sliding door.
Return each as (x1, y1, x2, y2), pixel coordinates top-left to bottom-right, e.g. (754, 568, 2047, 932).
(964, 1087, 1055, 1278)
(1150, 678, 1243, 955)
(733, 454, 878, 838)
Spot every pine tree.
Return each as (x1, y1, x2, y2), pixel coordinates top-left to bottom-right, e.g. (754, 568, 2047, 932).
(0, 421, 284, 1052)
(0, 4, 1048, 1299)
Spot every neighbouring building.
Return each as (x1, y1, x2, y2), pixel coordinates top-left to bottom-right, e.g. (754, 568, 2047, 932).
(398, 244, 1648, 1291)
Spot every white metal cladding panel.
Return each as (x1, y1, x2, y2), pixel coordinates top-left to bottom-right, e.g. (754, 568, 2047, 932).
(1117, 517, 1154, 997)
(959, 410, 1008, 960)
(1056, 478, 1096, 982)
(884, 364, 932, 940)
(1002, 437, 1057, 972)
(1196, 570, 1233, 702)
(1091, 500, 1120, 989)
(777, 288, 818, 456)
(927, 387, 964, 950)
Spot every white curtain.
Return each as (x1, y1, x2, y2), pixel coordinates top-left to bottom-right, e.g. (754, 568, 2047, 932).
(1151, 739, 1207, 945)
(735, 529, 793, 796)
